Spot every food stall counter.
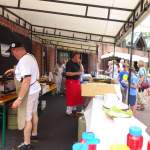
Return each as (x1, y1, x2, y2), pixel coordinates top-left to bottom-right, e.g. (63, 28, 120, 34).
(84, 97, 149, 150)
(0, 92, 17, 148)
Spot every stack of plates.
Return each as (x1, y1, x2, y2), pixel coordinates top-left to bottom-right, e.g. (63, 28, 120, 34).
(103, 101, 129, 110)
(103, 100, 132, 118)
(103, 106, 132, 118)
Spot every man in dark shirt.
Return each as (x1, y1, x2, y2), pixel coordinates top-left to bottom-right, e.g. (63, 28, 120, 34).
(65, 52, 84, 116)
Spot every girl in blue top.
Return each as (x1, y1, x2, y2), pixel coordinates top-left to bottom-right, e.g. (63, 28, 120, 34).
(128, 68, 139, 115)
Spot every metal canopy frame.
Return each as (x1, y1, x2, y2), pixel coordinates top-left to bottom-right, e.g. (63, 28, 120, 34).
(41, 0, 134, 12)
(32, 32, 114, 44)
(33, 34, 96, 53)
(0, 0, 149, 101)
(0, 1, 133, 23)
(116, 0, 150, 41)
(0, 0, 149, 51)
(41, 37, 96, 49)
(41, 37, 96, 51)
(31, 24, 115, 46)
(32, 24, 114, 38)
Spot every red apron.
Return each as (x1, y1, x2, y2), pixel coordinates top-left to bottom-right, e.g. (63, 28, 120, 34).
(66, 79, 84, 106)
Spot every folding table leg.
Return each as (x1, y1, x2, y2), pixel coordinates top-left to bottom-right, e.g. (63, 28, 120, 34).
(2, 104, 6, 147)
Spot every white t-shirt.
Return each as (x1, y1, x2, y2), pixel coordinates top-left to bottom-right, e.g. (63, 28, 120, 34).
(55, 67, 63, 82)
(15, 53, 41, 95)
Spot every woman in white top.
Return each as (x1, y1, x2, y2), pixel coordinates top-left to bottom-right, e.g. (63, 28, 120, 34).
(137, 60, 147, 110)
(53, 62, 63, 95)
(105, 60, 118, 80)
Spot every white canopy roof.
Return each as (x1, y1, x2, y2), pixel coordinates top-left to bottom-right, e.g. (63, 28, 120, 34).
(0, 0, 149, 52)
(101, 51, 148, 62)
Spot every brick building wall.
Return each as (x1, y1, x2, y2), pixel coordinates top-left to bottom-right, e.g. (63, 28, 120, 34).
(47, 46, 56, 73)
(98, 44, 149, 70)
(0, 16, 29, 37)
(32, 41, 43, 75)
(88, 53, 97, 73)
(101, 44, 148, 57)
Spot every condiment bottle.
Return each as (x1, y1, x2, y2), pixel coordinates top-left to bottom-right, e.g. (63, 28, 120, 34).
(82, 132, 100, 150)
(147, 140, 150, 150)
(127, 126, 143, 150)
(87, 138, 100, 150)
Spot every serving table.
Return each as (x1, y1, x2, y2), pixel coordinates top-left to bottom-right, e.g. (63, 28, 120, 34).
(0, 92, 17, 147)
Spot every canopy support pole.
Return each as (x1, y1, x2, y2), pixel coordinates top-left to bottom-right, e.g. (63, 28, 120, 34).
(148, 50, 150, 69)
(31, 25, 33, 51)
(112, 43, 116, 78)
(127, 11, 135, 104)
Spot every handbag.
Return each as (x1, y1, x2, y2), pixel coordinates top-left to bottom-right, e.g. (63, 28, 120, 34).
(139, 68, 149, 90)
(141, 79, 149, 90)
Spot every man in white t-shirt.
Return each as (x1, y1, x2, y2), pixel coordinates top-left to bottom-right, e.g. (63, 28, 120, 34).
(5, 42, 41, 150)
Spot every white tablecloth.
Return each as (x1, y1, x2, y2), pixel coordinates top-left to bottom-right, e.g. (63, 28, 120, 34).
(84, 97, 149, 150)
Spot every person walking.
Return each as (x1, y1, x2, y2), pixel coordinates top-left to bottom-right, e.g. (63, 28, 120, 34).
(137, 60, 147, 110)
(105, 60, 118, 80)
(53, 62, 63, 95)
(60, 59, 67, 95)
(128, 67, 139, 115)
(119, 64, 129, 103)
(5, 41, 41, 150)
(65, 52, 84, 116)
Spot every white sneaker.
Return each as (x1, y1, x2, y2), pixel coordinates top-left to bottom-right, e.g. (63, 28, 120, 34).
(72, 106, 77, 111)
(66, 106, 73, 115)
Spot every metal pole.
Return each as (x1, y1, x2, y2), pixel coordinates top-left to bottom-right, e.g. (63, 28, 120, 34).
(112, 43, 116, 78)
(148, 50, 150, 69)
(96, 45, 99, 74)
(2, 104, 6, 147)
(44, 45, 47, 75)
(127, 13, 135, 103)
(31, 25, 33, 53)
(41, 42, 44, 75)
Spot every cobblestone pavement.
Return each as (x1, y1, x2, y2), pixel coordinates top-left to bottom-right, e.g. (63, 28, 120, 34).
(135, 92, 150, 135)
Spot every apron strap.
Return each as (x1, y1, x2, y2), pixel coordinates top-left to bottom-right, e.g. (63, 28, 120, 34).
(30, 80, 37, 86)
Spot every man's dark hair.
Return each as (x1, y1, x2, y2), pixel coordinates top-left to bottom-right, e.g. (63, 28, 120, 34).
(71, 52, 80, 58)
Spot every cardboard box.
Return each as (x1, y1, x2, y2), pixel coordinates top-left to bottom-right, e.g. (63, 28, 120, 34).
(81, 82, 116, 97)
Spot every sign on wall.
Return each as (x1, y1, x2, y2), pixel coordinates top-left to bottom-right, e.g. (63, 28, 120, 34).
(0, 25, 32, 75)
(0, 43, 10, 57)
